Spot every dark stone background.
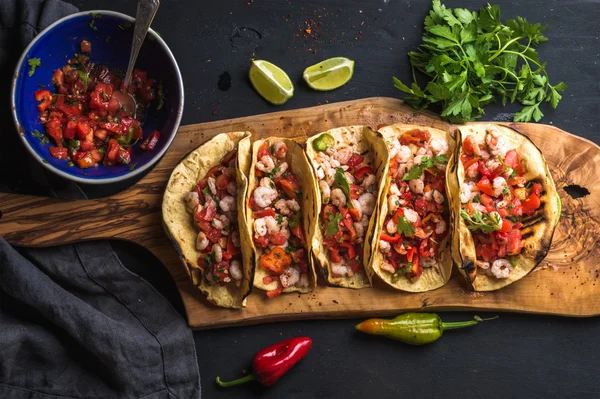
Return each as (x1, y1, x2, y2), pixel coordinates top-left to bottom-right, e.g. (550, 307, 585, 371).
(27, 0, 600, 397)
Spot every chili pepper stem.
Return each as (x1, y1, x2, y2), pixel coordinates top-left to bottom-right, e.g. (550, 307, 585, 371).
(440, 316, 498, 331)
(216, 373, 257, 387)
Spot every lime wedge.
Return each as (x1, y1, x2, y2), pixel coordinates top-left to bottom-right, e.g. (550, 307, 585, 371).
(303, 57, 355, 91)
(249, 60, 294, 105)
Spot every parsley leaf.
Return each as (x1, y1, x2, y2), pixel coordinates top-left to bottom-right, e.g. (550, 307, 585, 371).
(28, 58, 41, 76)
(325, 213, 343, 237)
(333, 168, 355, 208)
(402, 155, 448, 181)
(397, 216, 415, 237)
(394, 0, 566, 123)
(461, 210, 502, 233)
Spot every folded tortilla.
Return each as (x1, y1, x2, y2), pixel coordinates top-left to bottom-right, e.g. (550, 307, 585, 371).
(367, 124, 455, 292)
(245, 138, 318, 293)
(306, 126, 389, 289)
(162, 132, 254, 308)
(448, 124, 560, 291)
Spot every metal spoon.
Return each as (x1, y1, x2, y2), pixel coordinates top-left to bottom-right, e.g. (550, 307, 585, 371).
(112, 0, 160, 117)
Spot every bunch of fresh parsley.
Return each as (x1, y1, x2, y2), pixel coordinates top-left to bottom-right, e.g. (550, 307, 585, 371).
(394, 0, 566, 123)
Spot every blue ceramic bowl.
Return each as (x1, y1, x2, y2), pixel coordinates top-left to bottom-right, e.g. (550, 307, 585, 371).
(11, 11, 184, 184)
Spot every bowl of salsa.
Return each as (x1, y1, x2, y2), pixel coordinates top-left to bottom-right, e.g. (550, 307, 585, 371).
(11, 10, 184, 184)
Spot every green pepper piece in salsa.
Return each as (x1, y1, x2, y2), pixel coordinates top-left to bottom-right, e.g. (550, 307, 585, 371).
(312, 133, 335, 152)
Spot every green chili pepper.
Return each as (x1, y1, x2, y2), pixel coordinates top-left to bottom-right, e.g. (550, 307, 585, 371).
(118, 127, 135, 145)
(355, 313, 498, 345)
(312, 133, 335, 152)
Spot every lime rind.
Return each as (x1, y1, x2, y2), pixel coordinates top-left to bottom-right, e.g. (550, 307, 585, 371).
(249, 60, 294, 105)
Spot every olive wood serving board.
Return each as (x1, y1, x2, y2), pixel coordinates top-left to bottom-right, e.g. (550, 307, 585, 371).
(1, 97, 599, 329)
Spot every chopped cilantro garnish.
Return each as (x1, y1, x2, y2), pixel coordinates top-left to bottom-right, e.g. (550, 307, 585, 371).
(129, 162, 138, 171)
(156, 82, 165, 110)
(325, 213, 343, 237)
(27, 58, 41, 76)
(472, 194, 480, 203)
(397, 215, 415, 237)
(402, 155, 448, 181)
(118, 21, 132, 30)
(276, 214, 284, 224)
(461, 210, 502, 233)
(202, 186, 211, 196)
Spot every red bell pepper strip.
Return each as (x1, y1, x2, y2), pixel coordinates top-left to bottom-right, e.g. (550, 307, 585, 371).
(216, 337, 312, 388)
(140, 130, 160, 151)
(380, 233, 400, 243)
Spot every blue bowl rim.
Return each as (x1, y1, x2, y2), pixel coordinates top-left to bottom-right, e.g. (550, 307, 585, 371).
(10, 10, 184, 185)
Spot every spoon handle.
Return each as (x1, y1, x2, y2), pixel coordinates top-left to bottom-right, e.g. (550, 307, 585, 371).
(123, 0, 160, 87)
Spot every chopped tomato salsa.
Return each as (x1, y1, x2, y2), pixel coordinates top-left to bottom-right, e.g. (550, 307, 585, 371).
(34, 40, 161, 168)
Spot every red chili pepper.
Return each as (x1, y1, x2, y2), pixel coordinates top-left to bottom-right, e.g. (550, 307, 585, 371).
(216, 337, 312, 388)
(140, 130, 160, 151)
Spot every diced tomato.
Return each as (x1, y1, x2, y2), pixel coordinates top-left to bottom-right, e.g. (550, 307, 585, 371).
(270, 232, 288, 246)
(253, 208, 276, 218)
(349, 184, 363, 200)
(419, 239, 431, 257)
(133, 69, 147, 84)
(76, 153, 95, 168)
(222, 238, 238, 260)
(205, 227, 221, 243)
(478, 161, 495, 178)
(215, 173, 230, 190)
(503, 150, 519, 169)
(138, 78, 155, 103)
(79, 40, 91, 53)
(63, 120, 77, 140)
(329, 246, 342, 263)
(49, 146, 69, 160)
(347, 154, 364, 168)
(52, 69, 64, 86)
(521, 193, 541, 214)
(277, 175, 301, 199)
(55, 96, 82, 118)
(266, 284, 284, 299)
(79, 140, 94, 151)
(257, 142, 270, 160)
(479, 193, 494, 207)
(249, 195, 260, 211)
(531, 183, 542, 197)
(508, 176, 527, 187)
(400, 129, 431, 145)
(348, 207, 361, 221)
(103, 138, 119, 165)
(75, 121, 90, 140)
(45, 119, 63, 146)
(34, 90, 52, 102)
(499, 219, 512, 233)
(462, 135, 480, 156)
(253, 235, 270, 248)
(118, 148, 131, 164)
(506, 230, 523, 255)
(348, 258, 362, 273)
(196, 204, 217, 222)
(477, 177, 495, 196)
(380, 233, 400, 243)
(342, 218, 357, 242)
(413, 196, 428, 217)
(89, 149, 103, 163)
(291, 225, 306, 245)
(93, 128, 108, 141)
(354, 166, 373, 180)
(89, 82, 113, 110)
(322, 204, 338, 220)
(339, 242, 356, 259)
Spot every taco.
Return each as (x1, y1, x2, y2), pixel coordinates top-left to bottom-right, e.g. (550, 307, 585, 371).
(448, 124, 560, 291)
(245, 138, 318, 297)
(162, 132, 254, 308)
(368, 124, 454, 292)
(306, 126, 388, 288)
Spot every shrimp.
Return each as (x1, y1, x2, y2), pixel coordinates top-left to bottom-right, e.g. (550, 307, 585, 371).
(388, 139, 401, 159)
(435, 219, 447, 235)
(462, 135, 481, 156)
(386, 218, 397, 234)
(395, 145, 412, 163)
(430, 137, 449, 155)
(461, 183, 472, 204)
(186, 192, 200, 213)
(223, 167, 236, 177)
(319, 180, 331, 203)
(272, 162, 288, 179)
(476, 260, 490, 270)
(275, 199, 300, 216)
(358, 193, 376, 216)
(409, 179, 424, 195)
(226, 181, 237, 196)
(421, 257, 437, 268)
(492, 176, 508, 197)
(231, 231, 241, 247)
(332, 146, 352, 164)
(433, 189, 445, 204)
(466, 162, 479, 178)
(344, 171, 356, 185)
(254, 218, 267, 237)
(264, 215, 284, 235)
(388, 195, 400, 214)
(404, 208, 419, 223)
(472, 202, 487, 213)
(491, 258, 512, 278)
(480, 149, 491, 160)
(279, 267, 300, 288)
(354, 222, 365, 238)
(211, 215, 228, 230)
(259, 177, 273, 188)
(212, 244, 223, 262)
(486, 127, 511, 157)
(360, 214, 370, 227)
(362, 174, 376, 189)
(331, 188, 347, 207)
(257, 155, 276, 173)
(486, 158, 501, 173)
(253, 186, 277, 208)
(381, 261, 395, 274)
(331, 262, 348, 277)
(219, 195, 236, 212)
(273, 142, 288, 159)
(229, 260, 243, 281)
(207, 177, 217, 195)
(196, 232, 209, 251)
(379, 240, 391, 254)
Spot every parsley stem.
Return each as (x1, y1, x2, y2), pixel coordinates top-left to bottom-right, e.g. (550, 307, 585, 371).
(488, 36, 524, 61)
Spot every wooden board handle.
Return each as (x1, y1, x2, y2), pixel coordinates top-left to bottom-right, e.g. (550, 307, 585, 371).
(0, 190, 163, 248)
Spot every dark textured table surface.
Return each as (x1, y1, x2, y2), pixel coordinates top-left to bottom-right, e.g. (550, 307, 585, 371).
(50, 0, 600, 397)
